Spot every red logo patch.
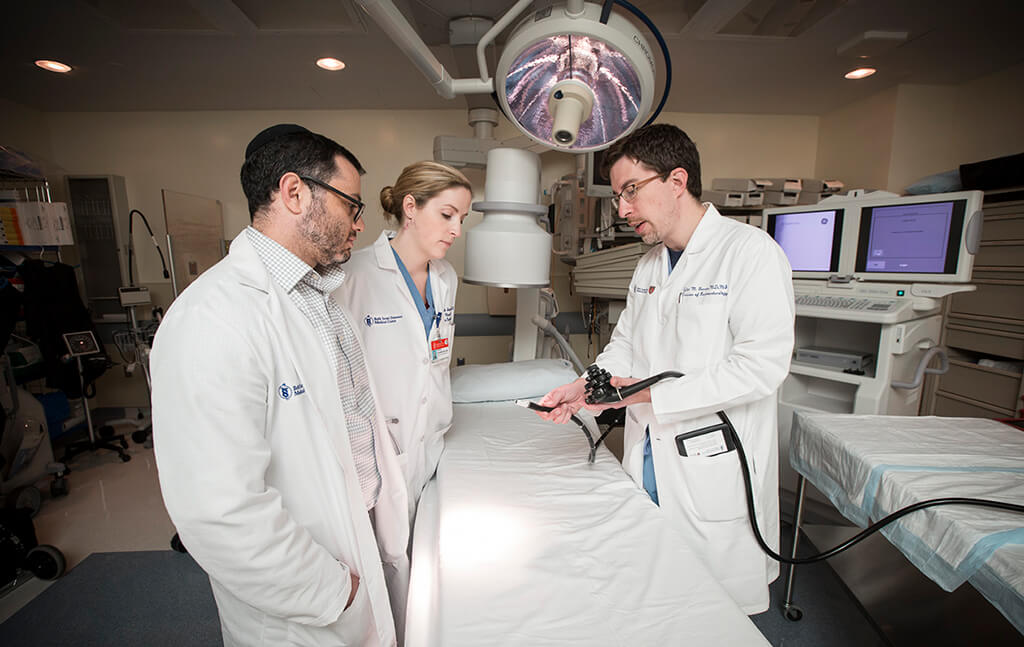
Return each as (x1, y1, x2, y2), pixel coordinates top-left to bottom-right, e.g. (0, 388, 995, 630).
(648, 286, 656, 294)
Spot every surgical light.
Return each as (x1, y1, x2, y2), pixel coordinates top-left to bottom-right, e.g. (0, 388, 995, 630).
(358, 0, 670, 152)
(495, 3, 656, 151)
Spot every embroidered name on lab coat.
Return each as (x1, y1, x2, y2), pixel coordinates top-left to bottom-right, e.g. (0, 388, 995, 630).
(278, 383, 306, 400)
(679, 283, 729, 301)
(364, 314, 403, 327)
(441, 306, 454, 323)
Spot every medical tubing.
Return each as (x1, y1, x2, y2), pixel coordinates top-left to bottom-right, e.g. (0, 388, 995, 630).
(719, 410, 1024, 565)
(598, 0, 672, 126)
(128, 209, 170, 285)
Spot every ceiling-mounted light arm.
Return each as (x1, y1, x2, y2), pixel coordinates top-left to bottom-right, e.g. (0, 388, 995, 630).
(475, 0, 535, 83)
(358, 0, 454, 98)
(599, 0, 672, 126)
(357, 0, 493, 97)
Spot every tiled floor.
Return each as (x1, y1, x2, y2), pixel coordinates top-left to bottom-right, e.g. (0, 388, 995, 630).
(0, 438, 175, 623)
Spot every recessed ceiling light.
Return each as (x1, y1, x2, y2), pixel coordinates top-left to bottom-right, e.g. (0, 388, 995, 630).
(844, 67, 876, 80)
(35, 59, 72, 73)
(316, 57, 346, 71)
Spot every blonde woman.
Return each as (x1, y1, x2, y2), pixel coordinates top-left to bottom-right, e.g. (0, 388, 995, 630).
(336, 161, 472, 519)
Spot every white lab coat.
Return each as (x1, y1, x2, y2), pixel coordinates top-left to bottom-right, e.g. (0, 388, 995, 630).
(595, 204, 794, 614)
(336, 231, 457, 520)
(151, 231, 409, 647)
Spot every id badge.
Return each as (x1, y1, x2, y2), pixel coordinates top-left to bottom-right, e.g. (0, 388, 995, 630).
(675, 422, 736, 457)
(430, 326, 452, 363)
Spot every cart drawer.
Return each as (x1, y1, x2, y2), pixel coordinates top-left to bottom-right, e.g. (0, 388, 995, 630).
(981, 215, 1024, 241)
(950, 283, 1024, 320)
(933, 393, 1013, 419)
(937, 360, 1022, 410)
(975, 242, 1024, 268)
(945, 326, 1024, 360)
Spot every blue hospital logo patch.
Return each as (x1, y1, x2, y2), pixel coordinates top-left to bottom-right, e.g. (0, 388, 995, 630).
(278, 383, 306, 400)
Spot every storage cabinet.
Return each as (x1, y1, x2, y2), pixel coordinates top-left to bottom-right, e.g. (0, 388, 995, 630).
(923, 189, 1024, 418)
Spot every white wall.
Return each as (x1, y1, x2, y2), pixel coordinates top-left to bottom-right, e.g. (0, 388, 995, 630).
(814, 87, 898, 192)
(816, 62, 1024, 194)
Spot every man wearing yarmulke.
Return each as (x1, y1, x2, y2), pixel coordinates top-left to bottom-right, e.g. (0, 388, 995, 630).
(152, 124, 408, 646)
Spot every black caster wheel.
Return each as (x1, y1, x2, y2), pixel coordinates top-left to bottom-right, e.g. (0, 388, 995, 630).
(50, 477, 69, 498)
(25, 544, 66, 581)
(120, 453, 132, 462)
(14, 486, 43, 517)
(784, 605, 803, 622)
(132, 430, 149, 444)
(170, 533, 187, 554)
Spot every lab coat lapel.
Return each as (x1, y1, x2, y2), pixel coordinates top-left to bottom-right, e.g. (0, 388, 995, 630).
(373, 231, 420, 313)
(231, 233, 356, 481)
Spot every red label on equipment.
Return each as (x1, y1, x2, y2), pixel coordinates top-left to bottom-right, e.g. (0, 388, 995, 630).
(431, 338, 449, 350)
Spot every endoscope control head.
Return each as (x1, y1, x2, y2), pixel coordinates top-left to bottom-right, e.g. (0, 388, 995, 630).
(584, 364, 618, 404)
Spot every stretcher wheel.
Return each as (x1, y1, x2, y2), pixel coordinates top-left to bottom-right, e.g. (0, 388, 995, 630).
(120, 453, 132, 462)
(784, 604, 803, 622)
(25, 545, 66, 581)
(50, 477, 69, 498)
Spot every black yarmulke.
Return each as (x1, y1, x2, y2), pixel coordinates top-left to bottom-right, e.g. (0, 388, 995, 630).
(245, 124, 312, 159)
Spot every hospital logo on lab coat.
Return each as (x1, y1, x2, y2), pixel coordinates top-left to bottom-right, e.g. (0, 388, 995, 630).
(364, 314, 403, 327)
(278, 383, 306, 400)
(633, 284, 656, 295)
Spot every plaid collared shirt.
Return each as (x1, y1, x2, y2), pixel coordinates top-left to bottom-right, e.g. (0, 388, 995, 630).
(246, 227, 381, 509)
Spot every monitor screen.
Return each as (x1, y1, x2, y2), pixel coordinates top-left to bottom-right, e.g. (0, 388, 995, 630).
(766, 209, 844, 274)
(855, 199, 966, 275)
(584, 149, 613, 197)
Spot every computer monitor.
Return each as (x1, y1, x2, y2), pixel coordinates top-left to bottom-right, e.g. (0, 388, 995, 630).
(584, 150, 613, 198)
(764, 207, 848, 279)
(853, 190, 984, 283)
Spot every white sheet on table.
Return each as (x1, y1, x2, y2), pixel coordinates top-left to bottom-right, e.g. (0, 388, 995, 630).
(407, 401, 769, 647)
(789, 412, 1024, 633)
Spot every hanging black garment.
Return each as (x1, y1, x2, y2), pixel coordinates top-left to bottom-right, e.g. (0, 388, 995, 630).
(18, 259, 108, 398)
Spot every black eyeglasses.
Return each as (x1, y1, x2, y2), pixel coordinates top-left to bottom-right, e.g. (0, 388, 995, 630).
(298, 175, 365, 222)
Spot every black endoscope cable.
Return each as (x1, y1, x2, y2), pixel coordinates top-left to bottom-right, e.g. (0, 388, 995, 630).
(585, 367, 1024, 565)
(720, 409, 1024, 564)
(127, 209, 170, 286)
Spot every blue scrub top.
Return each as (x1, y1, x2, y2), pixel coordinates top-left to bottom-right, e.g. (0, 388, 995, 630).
(391, 246, 436, 339)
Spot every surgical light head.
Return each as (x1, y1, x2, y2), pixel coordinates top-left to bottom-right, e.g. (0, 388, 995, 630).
(495, 3, 657, 152)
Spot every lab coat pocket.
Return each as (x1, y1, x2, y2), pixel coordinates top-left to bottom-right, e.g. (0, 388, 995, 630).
(675, 450, 747, 523)
(288, 574, 373, 647)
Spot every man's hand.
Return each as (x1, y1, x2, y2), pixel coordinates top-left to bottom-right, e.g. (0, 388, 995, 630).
(344, 571, 360, 610)
(535, 377, 587, 424)
(585, 376, 652, 412)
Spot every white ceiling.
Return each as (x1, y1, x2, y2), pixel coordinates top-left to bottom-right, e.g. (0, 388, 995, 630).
(2, 0, 1023, 116)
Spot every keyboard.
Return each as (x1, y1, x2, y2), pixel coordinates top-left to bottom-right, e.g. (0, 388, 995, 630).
(794, 294, 896, 312)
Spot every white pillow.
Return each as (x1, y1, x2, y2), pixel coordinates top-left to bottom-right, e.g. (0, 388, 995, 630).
(451, 359, 578, 403)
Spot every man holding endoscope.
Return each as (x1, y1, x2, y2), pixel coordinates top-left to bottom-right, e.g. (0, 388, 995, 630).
(534, 124, 795, 614)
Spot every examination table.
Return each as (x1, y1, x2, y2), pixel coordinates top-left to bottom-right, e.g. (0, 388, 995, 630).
(786, 411, 1023, 638)
(405, 360, 769, 646)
